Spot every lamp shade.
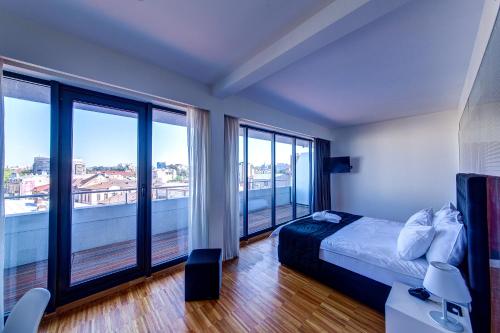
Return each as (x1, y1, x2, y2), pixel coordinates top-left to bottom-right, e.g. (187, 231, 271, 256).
(423, 261, 471, 304)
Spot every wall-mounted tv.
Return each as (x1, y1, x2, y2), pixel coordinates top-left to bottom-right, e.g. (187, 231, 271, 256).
(326, 156, 351, 173)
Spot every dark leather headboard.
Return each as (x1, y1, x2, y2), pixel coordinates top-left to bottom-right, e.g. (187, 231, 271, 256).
(456, 173, 491, 333)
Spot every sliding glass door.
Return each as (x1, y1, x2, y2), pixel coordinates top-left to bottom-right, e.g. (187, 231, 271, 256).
(1, 70, 314, 315)
(275, 135, 294, 225)
(70, 102, 140, 285)
(247, 129, 273, 234)
(239, 127, 246, 237)
(239, 126, 312, 238)
(2, 72, 194, 314)
(151, 108, 189, 266)
(296, 139, 312, 218)
(58, 86, 147, 304)
(2, 75, 51, 313)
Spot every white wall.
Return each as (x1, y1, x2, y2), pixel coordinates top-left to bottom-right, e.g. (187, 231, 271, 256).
(0, 11, 335, 249)
(331, 110, 459, 221)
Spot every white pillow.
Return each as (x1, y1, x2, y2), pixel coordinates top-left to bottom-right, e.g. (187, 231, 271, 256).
(404, 208, 434, 227)
(426, 203, 466, 266)
(397, 209, 435, 260)
(435, 202, 461, 223)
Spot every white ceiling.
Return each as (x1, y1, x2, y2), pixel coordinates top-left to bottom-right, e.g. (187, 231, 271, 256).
(0, 0, 332, 84)
(243, 0, 485, 126)
(0, 0, 485, 127)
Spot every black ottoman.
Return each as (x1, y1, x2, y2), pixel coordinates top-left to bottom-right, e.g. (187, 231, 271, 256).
(185, 248, 222, 301)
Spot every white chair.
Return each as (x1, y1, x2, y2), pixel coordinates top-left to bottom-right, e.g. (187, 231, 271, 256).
(3, 288, 50, 333)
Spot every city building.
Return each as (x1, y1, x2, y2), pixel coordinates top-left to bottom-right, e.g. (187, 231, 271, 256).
(73, 159, 86, 175)
(32, 157, 49, 175)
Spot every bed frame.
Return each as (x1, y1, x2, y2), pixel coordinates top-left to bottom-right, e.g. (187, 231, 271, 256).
(281, 173, 491, 333)
(456, 173, 491, 333)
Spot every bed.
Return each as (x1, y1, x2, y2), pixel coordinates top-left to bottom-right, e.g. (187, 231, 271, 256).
(274, 174, 491, 333)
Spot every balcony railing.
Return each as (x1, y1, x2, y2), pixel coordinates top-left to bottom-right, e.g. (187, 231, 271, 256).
(73, 185, 190, 206)
(4, 193, 48, 199)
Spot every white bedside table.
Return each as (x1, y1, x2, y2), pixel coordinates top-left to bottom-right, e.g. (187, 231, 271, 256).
(385, 282, 472, 333)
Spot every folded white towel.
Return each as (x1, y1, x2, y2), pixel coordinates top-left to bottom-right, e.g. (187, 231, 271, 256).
(312, 211, 341, 223)
(323, 212, 341, 222)
(312, 211, 325, 220)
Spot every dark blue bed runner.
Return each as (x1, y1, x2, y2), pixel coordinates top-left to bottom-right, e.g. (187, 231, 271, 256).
(278, 211, 362, 273)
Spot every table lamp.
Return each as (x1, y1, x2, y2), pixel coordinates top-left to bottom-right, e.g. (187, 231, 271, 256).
(423, 261, 471, 332)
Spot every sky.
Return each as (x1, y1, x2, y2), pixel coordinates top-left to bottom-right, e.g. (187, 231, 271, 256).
(4, 97, 188, 168)
(5, 96, 308, 169)
(4, 97, 51, 167)
(241, 136, 309, 166)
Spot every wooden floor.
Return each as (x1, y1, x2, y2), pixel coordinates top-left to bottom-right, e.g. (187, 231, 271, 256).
(39, 237, 384, 333)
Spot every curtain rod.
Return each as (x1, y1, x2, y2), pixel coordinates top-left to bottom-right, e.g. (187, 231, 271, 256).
(1, 56, 208, 113)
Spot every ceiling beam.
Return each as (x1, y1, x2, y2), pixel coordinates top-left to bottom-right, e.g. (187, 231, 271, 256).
(212, 0, 411, 97)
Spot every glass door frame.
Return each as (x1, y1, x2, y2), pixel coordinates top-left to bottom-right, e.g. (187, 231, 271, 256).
(56, 84, 148, 305)
(2, 72, 190, 315)
(2, 71, 59, 313)
(148, 104, 189, 274)
(239, 124, 313, 240)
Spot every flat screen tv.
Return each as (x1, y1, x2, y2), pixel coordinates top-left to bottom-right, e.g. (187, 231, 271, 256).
(326, 156, 351, 173)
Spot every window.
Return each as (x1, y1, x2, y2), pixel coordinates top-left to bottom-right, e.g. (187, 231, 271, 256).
(151, 108, 189, 265)
(2, 76, 51, 313)
(0, 70, 313, 314)
(70, 102, 139, 285)
(239, 126, 312, 238)
(1, 72, 195, 314)
(247, 129, 273, 234)
(275, 135, 293, 224)
(296, 139, 312, 218)
(239, 127, 245, 236)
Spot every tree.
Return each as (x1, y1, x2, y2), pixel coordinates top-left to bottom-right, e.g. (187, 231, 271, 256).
(3, 168, 13, 184)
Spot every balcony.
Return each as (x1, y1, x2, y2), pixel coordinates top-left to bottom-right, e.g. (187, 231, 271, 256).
(3, 186, 310, 311)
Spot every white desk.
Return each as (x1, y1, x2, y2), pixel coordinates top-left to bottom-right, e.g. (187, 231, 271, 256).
(385, 282, 472, 333)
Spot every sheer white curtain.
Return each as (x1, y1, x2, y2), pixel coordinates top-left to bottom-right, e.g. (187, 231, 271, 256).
(223, 116, 239, 260)
(187, 106, 209, 251)
(0, 59, 5, 326)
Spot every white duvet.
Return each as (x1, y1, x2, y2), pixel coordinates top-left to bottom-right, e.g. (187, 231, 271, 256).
(320, 217, 428, 280)
(271, 216, 428, 282)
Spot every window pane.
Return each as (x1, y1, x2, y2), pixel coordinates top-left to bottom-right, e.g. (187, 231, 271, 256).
(151, 109, 189, 265)
(247, 129, 272, 234)
(296, 139, 311, 218)
(71, 102, 138, 285)
(2, 77, 50, 313)
(275, 135, 293, 224)
(239, 128, 245, 237)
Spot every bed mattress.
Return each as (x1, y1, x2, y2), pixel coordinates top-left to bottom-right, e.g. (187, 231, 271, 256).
(319, 217, 428, 287)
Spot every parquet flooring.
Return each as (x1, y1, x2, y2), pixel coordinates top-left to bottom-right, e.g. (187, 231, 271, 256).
(39, 237, 384, 332)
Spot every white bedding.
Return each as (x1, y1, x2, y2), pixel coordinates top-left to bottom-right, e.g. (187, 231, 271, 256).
(320, 217, 428, 286)
(272, 216, 428, 287)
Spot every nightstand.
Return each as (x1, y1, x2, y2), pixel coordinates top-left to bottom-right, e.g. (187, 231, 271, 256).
(385, 282, 472, 333)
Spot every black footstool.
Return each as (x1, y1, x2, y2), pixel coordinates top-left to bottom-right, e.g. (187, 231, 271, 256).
(185, 248, 222, 301)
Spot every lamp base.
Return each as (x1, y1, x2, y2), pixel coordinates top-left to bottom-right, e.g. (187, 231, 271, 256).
(429, 310, 464, 332)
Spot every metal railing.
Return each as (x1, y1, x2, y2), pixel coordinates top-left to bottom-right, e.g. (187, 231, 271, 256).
(240, 178, 292, 191)
(4, 193, 48, 199)
(4, 185, 190, 211)
(73, 185, 189, 205)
